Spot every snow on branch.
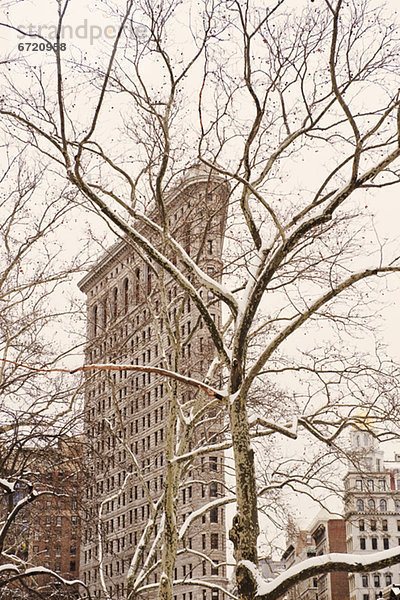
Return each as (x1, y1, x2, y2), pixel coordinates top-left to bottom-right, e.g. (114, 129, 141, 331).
(0, 479, 15, 494)
(249, 416, 298, 439)
(241, 545, 400, 600)
(0, 563, 89, 596)
(179, 495, 236, 539)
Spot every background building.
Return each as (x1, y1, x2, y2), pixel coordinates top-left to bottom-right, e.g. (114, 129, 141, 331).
(310, 511, 349, 600)
(280, 530, 318, 600)
(344, 429, 400, 600)
(0, 437, 81, 598)
(78, 166, 229, 599)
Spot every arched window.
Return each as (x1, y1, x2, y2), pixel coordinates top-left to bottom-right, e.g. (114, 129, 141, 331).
(146, 265, 152, 295)
(380, 499, 387, 512)
(357, 499, 364, 512)
(135, 268, 140, 303)
(113, 287, 118, 318)
(103, 300, 107, 328)
(396, 499, 400, 512)
(368, 499, 375, 511)
(124, 278, 129, 314)
(93, 305, 98, 336)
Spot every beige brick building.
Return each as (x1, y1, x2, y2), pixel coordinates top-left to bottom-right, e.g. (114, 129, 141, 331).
(78, 166, 229, 599)
(344, 430, 400, 600)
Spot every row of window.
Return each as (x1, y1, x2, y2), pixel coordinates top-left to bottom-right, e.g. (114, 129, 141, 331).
(359, 537, 390, 550)
(355, 478, 388, 492)
(33, 545, 76, 557)
(91, 254, 216, 337)
(41, 516, 78, 527)
(92, 270, 152, 335)
(356, 498, 396, 512)
(361, 572, 392, 588)
(358, 518, 390, 531)
(38, 560, 76, 572)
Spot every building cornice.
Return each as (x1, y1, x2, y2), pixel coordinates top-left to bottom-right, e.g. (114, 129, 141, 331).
(78, 169, 228, 295)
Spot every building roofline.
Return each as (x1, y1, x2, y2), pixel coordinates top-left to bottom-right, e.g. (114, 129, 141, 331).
(78, 167, 228, 294)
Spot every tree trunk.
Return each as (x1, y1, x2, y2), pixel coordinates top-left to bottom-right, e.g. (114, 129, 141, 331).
(229, 359, 259, 600)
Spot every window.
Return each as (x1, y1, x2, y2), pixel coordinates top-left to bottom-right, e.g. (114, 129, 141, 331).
(70, 561, 76, 572)
(360, 538, 366, 550)
(371, 537, 378, 550)
(113, 287, 118, 317)
(209, 457, 218, 472)
(362, 575, 368, 587)
(396, 500, 400, 512)
(383, 538, 389, 550)
(55, 562, 61, 572)
(357, 499, 364, 511)
(380, 499, 387, 512)
(379, 479, 386, 491)
(210, 533, 219, 549)
(211, 589, 219, 600)
(124, 279, 129, 313)
(359, 519, 365, 531)
(382, 519, 388, 531)
(146, 265, 152, 295)
(55, 546, 61, 557)
(210, 508, 218, 523)
(56, 516, 62, 527)
(386, 573, 392, 586)
(211, 560, 219, 576)
(373, 574, 380, 587)
(135, 268, 140, 303)
(356, 479, 363, 490)
(209, 482, 217, 497)
(362, 595, 369, 600)
(371, 520, 376, 531)
(93, 305, 98, 336)
(368, 499, 375, 511)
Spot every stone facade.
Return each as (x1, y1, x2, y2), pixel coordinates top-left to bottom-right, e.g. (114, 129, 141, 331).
(345, 430, 400, 600)
(78, 166, 229, 599)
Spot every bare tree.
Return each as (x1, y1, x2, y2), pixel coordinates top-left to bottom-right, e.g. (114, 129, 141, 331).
(2, 0, 400, 599)
(0, 154, 90, 597)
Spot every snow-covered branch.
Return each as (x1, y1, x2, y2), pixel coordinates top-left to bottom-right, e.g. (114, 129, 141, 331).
(0, 563, 89, 596)
(242, 546, 400, 600)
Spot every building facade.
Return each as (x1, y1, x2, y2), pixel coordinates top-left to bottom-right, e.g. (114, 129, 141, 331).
(344, 430, 400, 600)
(0, 437, 81, 598)
(280, 531, 318, 600)
(78, 166, 229, 599)
(310, 512, 349, 600)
